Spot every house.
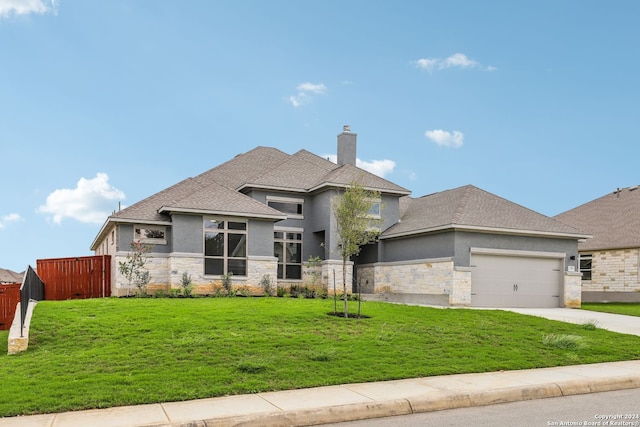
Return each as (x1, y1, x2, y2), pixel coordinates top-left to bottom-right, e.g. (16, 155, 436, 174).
(555, 186, 640, 303)
(91, 126, 588, 307)
(0, 268, 22, 284)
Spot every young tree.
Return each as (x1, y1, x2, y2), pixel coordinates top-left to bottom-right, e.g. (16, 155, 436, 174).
(333, 181, 382, 317)
(118, 241, 152, 296)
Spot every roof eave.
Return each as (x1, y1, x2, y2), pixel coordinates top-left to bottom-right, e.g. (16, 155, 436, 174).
(307, 181, 411, 196)
(90, 217, 173, 250)
(236, 183, 308, 193)
(158, 206, 287, 221)
(382, 224, 592, 240)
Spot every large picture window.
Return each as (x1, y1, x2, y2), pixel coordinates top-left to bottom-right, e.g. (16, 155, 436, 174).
(274, 229, 302, 280)
(204, 218, 247, 276)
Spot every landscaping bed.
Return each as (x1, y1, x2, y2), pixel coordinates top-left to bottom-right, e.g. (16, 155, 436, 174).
(1, 297, 640, 417)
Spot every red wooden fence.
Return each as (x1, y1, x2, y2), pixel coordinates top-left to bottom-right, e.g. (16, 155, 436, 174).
(36, 255, 111, 300)
(0, 283, 21, 330)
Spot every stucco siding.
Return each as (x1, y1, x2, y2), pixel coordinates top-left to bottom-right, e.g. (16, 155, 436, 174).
(454, 232, 578, 269)
(172, 214, 202, 253)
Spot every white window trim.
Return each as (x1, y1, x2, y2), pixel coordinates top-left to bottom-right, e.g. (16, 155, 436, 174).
(133, 225, 167, 245)
(267, 196, 304, 219)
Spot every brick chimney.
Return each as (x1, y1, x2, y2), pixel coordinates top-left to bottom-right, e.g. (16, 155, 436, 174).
(337, 125, 356, 166)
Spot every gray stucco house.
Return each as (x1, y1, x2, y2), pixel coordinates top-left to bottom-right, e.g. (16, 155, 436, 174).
(555, 186, 640, 303)
(91, 126, 588, 307)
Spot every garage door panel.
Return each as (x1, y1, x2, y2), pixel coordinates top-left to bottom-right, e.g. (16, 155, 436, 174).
(471, 254, 563, 308)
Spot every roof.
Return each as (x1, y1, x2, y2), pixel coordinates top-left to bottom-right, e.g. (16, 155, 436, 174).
(554, 185, 640, 251)
(240, 149, 410, 195)
(382, 185, 589, 240)
(91, 146, 410, 250)
(0, 268, 22, 283)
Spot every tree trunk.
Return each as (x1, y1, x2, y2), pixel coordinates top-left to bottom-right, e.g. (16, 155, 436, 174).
(343, 257, 348, 318)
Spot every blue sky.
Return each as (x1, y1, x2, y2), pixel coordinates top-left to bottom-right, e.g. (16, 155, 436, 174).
(1, 0, 639, 273)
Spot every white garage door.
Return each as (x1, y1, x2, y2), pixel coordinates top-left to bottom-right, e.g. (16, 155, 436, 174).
(470, 253, 563, 308)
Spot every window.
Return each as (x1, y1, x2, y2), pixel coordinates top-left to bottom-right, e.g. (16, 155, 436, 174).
(204, 218, 247, 276)
(267, 197, 304, 219)
(134, 225, 167, 244)
(274, 229, 302, 280)
(365, 198, 382, 219)
(579, 254, 592, 281)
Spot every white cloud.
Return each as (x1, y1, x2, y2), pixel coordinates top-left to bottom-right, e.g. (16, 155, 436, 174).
(0, 0, 57, 18)
(0, 213, 22, 229)
(296, 82, 327, 94)
(415, 53, 495, 72)
(324, 154, 396, 178)
(356, 159, 396, 178)
(288, 82, 327, 107)
(38, 173, 126, 224)
(425, 129, 464, 148)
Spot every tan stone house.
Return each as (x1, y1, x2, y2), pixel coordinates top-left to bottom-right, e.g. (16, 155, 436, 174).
(555, 185, 640, 302)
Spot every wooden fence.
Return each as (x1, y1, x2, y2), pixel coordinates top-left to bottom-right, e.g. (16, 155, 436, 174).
(37, 255, 111, 300)
(0, 283, 21, 330)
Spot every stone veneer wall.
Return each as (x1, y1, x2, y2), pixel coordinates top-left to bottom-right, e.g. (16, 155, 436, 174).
(112, 252, 278, 296)
(564, 271, 582, 308)
(357, 258, 470, 306)
(316, 259, 353, 295)
(582, 249, 640, 293)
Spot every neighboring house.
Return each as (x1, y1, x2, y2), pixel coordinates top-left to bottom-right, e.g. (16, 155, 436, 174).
(0, 268, 22, 284)
(555, 186, 640, 303)
(91, 126, 588, 308)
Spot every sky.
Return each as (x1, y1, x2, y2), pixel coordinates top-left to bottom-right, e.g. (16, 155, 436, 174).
(1, 0, 639, 273)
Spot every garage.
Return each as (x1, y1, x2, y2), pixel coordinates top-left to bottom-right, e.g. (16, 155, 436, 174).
(470, 251, 564, 308)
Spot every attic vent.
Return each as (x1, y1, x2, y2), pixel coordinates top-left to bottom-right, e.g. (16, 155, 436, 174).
(630, 186, 639, 192)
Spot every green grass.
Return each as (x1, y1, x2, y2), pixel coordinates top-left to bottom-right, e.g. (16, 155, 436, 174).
(582, 303, 640, 317)
(2, 298, 640, 417)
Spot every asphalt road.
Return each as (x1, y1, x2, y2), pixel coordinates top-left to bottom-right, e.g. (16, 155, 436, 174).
(321, 388, 640, 427)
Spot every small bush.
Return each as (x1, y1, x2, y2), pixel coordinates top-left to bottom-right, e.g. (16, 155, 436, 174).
(260, 274, 274, 296)
(542, 334, 587, 351)
(222, 272, 234, 296)
(276, 286, 287, 297)
(180, 272, 195, 297)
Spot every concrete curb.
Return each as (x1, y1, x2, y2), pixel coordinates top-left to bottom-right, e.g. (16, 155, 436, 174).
(154, 372, 640, 427)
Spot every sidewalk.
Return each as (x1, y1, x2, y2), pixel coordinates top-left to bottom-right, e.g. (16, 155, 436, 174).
(1, 360, 639, 427)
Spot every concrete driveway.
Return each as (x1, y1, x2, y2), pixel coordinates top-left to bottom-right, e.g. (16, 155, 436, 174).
(500, 308, 640, 337)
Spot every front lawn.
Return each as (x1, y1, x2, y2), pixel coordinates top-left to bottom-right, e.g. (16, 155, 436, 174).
(581, 302, 640, 317)
(1, 298, 640, 417)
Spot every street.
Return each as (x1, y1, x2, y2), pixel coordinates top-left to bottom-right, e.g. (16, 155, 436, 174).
(321, 388, 640, 427)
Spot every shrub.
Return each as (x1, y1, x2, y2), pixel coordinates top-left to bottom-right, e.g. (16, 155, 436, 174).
(221, 272, 234, 296)
(260, 274, 274, 296)
(180, 272, 195, 297)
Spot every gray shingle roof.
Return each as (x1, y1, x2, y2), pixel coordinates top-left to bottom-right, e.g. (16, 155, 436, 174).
(383, 185, 587, 239)
(97, 146, 409, 248)
(554, 185, 640, 251)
